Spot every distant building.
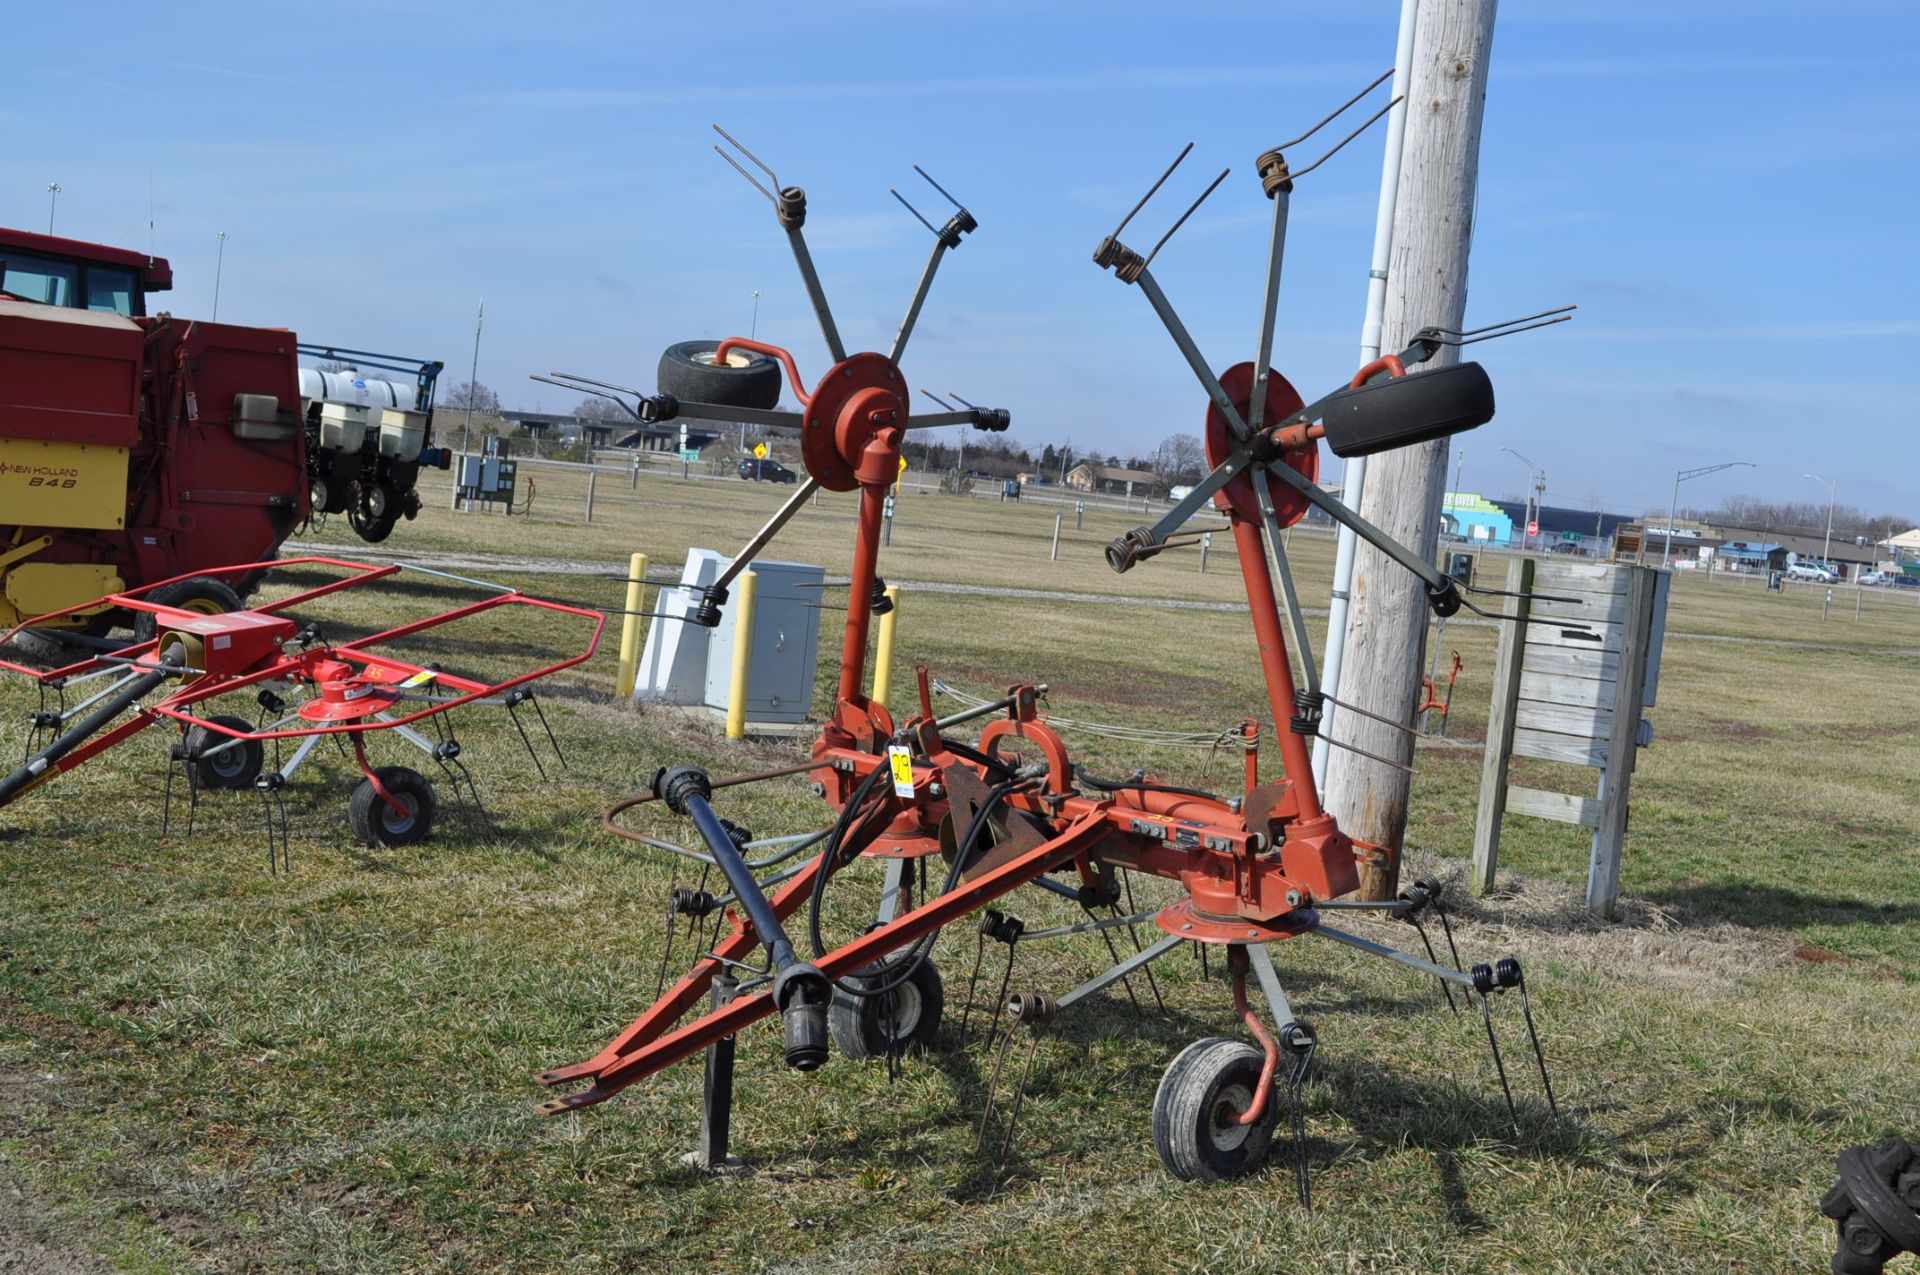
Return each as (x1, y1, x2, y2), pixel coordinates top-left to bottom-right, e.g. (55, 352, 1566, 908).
(1486, 500, 1634, 555)
(1440, 491, 1514, 544)
(1714, 541, 1788, 573)
(1064, 462, 1163, 496)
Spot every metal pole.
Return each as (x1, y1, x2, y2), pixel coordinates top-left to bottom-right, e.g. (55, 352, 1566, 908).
(46, 182, 60, 235)
(211, 231, 228, 321)
(1314, 0, 1418, 785)
(872, 586, 902, 705)
(462, 300, 484, 456)
(616, 552, 649, 699)
(586, 469, 597, 522)
(1051, 512, 1063, 561)
(1665, 470, 1679, 569)
(725, 571, 758, 740)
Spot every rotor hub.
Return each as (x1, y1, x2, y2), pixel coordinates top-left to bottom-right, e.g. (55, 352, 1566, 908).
(801, 353, 909, 491)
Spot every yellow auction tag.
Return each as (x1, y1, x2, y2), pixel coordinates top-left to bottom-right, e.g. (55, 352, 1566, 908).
(887, 745, 915, 798)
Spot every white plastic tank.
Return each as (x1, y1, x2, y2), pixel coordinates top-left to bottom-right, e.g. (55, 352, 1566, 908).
(298, 366, 416, 410)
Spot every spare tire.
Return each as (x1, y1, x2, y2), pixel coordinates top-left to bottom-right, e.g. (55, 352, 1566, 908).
(133, 576, 245, 643)
(657, 340, 784, 411)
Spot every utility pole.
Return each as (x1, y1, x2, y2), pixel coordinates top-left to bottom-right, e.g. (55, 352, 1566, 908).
(461, 300, 485, 455)
(1322, 0, 1499, 901)
(46, 182, 61, 235)
(1313, 0, 1419, 787)
(1502, 446, 1538, 551)
(212, 231, 229, 321)
(1805, 472, 1837, 566)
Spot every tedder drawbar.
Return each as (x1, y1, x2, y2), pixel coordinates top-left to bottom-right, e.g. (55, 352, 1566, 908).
(0, 557, 603, 866)
(539, 92, 1579, 1194)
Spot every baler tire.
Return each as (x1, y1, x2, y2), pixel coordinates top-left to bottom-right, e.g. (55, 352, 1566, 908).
(182, 715, 264, 791)
(1152, 1037, 1278, 1181)
(347, 766, 436, 847)
(133, 577, 244, 643)
(829, 956, 944, 1060)
(657, 340, 783, 411)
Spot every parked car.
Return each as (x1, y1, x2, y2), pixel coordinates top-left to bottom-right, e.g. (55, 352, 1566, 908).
(1859, 570, 1892, 587)
(1892, 573, 1920, 589)
(1786, 561, 1839, 583)
(738, 457, 798, 483)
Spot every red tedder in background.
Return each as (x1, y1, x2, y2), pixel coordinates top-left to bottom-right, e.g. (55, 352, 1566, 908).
(538, 94, 1577, 1197)
(0, 557, 602, 867)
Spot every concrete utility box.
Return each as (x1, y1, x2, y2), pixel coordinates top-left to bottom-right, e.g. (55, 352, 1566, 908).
(635, 550, 825, 727)
(702, 559, 825, 725)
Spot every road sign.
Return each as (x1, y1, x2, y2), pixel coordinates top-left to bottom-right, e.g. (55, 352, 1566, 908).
(753, 442, 768, 459)
(1526, 520, 1540, 538)
(679, 448, 699, 463)
(1563, 530, 1582, 543)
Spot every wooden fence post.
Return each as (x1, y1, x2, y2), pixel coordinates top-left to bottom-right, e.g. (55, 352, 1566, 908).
(1470, 555, 1532, 895)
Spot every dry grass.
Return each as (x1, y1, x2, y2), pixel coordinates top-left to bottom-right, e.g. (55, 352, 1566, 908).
(1, 489, 1917, 1273)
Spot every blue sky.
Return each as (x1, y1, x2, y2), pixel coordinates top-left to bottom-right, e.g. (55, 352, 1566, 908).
(8, 1, 1916, 518)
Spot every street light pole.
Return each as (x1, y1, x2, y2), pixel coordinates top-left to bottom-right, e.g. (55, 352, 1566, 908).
(1665, 461, 1755, 568)
(750, 289, 762, 339)
(1805, 472, 1838, 566)
(45, 182, 61, 235)
(1501, 446, 1539, 551)
(211, 231, 229, 321)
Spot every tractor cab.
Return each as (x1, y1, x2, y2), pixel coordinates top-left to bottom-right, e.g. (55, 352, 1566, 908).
(0, 227, 172, 317)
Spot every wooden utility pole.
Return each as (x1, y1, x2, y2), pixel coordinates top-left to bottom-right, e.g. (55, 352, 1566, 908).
(1322, 0, 1499, 900)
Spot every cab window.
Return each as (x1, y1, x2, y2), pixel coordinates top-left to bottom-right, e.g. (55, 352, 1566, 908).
(85, 265, 136, 315)
(0, 253, 79, 306)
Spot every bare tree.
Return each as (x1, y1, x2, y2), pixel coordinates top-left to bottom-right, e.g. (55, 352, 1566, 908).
(445, 380, 501, 414)
(1150, 433, 1207, 486)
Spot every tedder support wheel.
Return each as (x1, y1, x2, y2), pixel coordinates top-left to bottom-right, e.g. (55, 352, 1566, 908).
(182, 714, 264, 790)
(657, 339, 783, 411)
(348, 766, 436, 847)
(1152, 1037, 1280, 1181)
(133, 576, 245, 643)
(829, 955, 944, 1060)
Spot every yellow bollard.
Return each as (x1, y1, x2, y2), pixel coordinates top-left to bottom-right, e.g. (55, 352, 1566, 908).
(615, 552, 649, 700)
(724, 570, 758, 740)
(871, 585, 902, 706)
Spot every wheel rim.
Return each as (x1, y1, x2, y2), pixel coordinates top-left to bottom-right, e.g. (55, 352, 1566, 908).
(1207, 1082, 1256, 1153)
(381, 793, 419, 835)
(695, 351, 754, 369)
(882, 982, 923, 1040)
(206, 745, 248, 781)
(181, 598, 225, 616)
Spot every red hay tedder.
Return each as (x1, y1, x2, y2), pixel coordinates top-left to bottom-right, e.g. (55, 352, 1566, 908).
(536, 101, 1577, 1196)
(0, 557, 602, 867)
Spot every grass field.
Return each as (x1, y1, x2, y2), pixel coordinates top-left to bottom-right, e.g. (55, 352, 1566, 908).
(2, 477, 1917, 1274)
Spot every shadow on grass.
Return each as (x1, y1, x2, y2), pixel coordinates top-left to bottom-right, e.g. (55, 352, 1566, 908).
(1647, 882, 1920, 933)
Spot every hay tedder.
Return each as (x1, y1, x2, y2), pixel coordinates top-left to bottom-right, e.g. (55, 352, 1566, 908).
(0, 557, 602, 865)
(537, 95, 1579, 1196)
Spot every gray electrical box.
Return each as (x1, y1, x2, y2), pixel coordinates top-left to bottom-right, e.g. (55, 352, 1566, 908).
(634, 549, 825, 728)
(702, 559, 826, 724)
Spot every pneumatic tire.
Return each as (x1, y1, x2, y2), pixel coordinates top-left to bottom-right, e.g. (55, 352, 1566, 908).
(829, 956, 944, 1060)
(133, 576, 245, 643)
(1152, 1037, 1278, 1181)
(657, 340, 783, 411)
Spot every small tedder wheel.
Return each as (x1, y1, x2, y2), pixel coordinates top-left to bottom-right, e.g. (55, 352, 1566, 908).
(133, 576, 245, 643)
(183, 715, 264, 790)
(311, 474, 350, 514)
(1152, 1037, 1279, 1181)
(657, 340, 784, 411)
(348, 766, 436, 847)
(829, 955, 944, 1060)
